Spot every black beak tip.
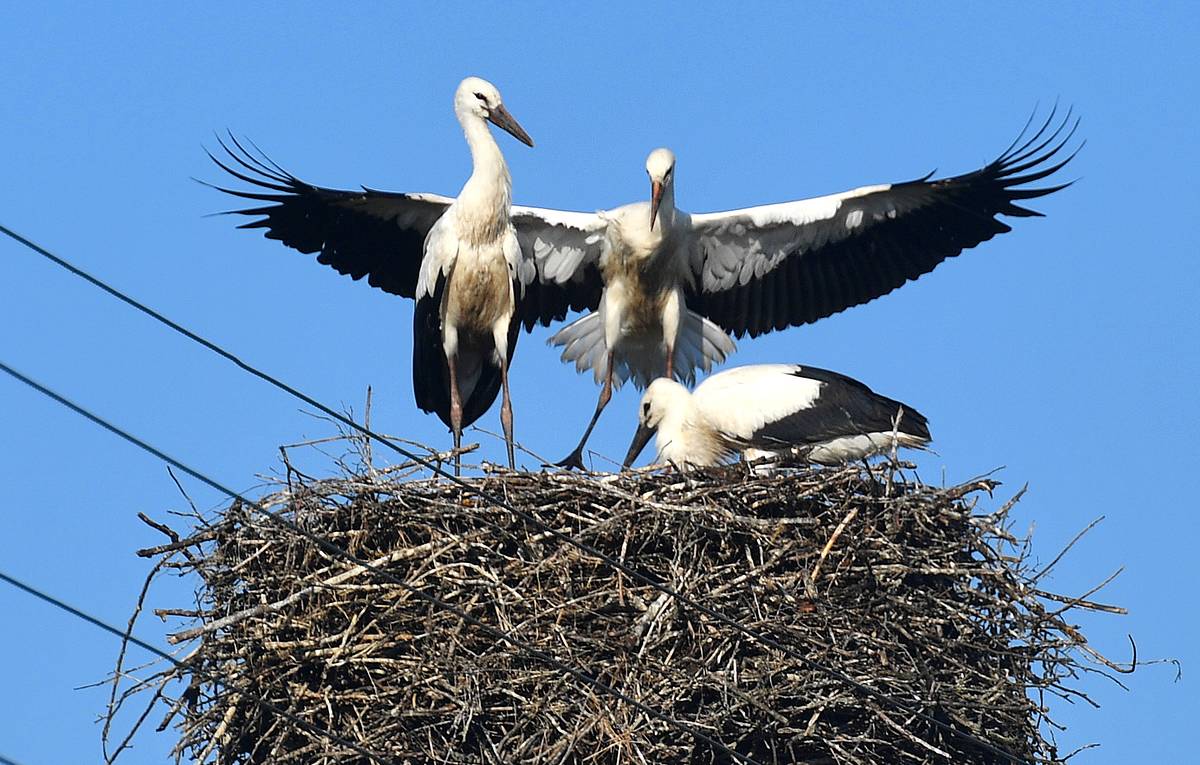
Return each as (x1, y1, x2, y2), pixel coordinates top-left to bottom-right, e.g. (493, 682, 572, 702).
(487, 106, 533, 148)
(623, 424, 655, 470)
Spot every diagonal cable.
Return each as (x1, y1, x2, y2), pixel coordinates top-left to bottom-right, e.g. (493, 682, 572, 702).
(0, 569, 398, 763)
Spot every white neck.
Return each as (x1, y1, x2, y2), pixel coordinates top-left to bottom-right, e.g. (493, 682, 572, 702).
(655, 398, 722, 466)
(462, 113, 507, 181)
(455, 111, 512, 242)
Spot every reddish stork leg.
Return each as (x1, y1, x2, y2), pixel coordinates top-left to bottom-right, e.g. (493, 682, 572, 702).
(665, 343, 675, 381)
(447, 354, 464, 477)
(499, 357, 516, 470)
(555, 351, 614, 471)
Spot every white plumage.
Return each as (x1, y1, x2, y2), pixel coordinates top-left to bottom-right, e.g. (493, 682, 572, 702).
(622, 364, 932, 469)
(410, 77, 534, 472)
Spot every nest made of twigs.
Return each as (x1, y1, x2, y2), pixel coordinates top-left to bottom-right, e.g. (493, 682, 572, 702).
(113, 461, 1130, 765)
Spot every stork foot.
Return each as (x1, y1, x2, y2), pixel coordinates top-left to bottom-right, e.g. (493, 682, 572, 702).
(554, 448, 588, 471)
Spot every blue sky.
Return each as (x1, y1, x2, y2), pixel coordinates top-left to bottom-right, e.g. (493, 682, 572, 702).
(0, 3, 1196, 763)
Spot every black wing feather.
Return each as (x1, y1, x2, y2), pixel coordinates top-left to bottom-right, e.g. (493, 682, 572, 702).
(690, 109, 1081, 339)
(749, 366, 931, 447)
(204, 134, 449, 299)
(510, 211, 605, 330)
(411, 272, 450, 424)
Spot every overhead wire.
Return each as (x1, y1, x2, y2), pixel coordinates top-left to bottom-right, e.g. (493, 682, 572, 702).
(0, 568, 399, 764)
(0, 359, 762, 765)
(0, 222, 1030, 764)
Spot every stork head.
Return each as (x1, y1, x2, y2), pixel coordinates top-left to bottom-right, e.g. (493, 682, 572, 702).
(645, 147, 676, 230)
(455, 76, 534, 147)
(623, 378, 689, 468)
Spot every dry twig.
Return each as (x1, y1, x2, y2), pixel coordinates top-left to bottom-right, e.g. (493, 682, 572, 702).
(111, 461, 1129, 764)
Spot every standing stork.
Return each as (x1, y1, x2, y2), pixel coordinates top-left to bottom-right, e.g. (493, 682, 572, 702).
(410, 77, 534, 471)
(519, 109, 1079, 469)
(206, 76, 597, 473)
(622, 364, 932, 469)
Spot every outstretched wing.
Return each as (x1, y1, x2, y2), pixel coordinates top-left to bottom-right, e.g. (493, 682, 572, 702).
(204, 135, 451, 298)
(695, 364, 929, 447)
(687, 109, 1082, 338)
(509, 206, 607, 330)
(746, 365, 930, 448)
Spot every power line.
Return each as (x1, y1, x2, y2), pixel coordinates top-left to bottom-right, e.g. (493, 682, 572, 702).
(0, 223, 1029, 764)
(0, 571, 175, 665)
(0, 360, 761, 765)
(0, 568, 396, 763)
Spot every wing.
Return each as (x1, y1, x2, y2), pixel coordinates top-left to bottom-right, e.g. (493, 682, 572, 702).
(509, 206, 606, 330)
(412, 270, 451, 425)
(204, 134, 452, 298)
(694, 364, 928, 448)
(746, 366, 930, 448)
(687, 109, 1082, 338)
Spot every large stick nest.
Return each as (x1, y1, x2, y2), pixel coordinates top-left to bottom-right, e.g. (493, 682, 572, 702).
(114, 461, 1129, 765)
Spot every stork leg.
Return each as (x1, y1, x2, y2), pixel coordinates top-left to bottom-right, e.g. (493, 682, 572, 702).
(499, 357, 516, 470)
(555, 351, 614, 471)
(447, 354, 464, 477)
(665, 343, 675, 381)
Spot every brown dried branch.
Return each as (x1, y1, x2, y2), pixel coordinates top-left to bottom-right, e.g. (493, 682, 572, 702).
(112, 461, 1129, 765)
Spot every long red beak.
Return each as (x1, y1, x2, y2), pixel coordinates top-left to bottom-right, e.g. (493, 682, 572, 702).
(649, 180, 664, 230)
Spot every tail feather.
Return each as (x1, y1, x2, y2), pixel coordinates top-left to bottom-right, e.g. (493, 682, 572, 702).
(551, 312, 609, 384)
(700, 316, 737, 371)
(549, 307, 736, 391)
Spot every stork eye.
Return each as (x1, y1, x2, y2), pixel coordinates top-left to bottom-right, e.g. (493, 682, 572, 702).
(642, 403, 651, 415)
(474, 92, 487, 102)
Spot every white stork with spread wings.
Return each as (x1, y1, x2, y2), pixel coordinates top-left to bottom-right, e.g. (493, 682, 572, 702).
(540, 109, 1079, 469)
(207, 76, 576, 472)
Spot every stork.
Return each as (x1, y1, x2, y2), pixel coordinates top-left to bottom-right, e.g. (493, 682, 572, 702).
(547, 147, 738, 469)
(206, 76, 579, 473)
(410, 77, 536, 472)
(622, 364, 931, 469)
(532, 109, 1078, 469)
